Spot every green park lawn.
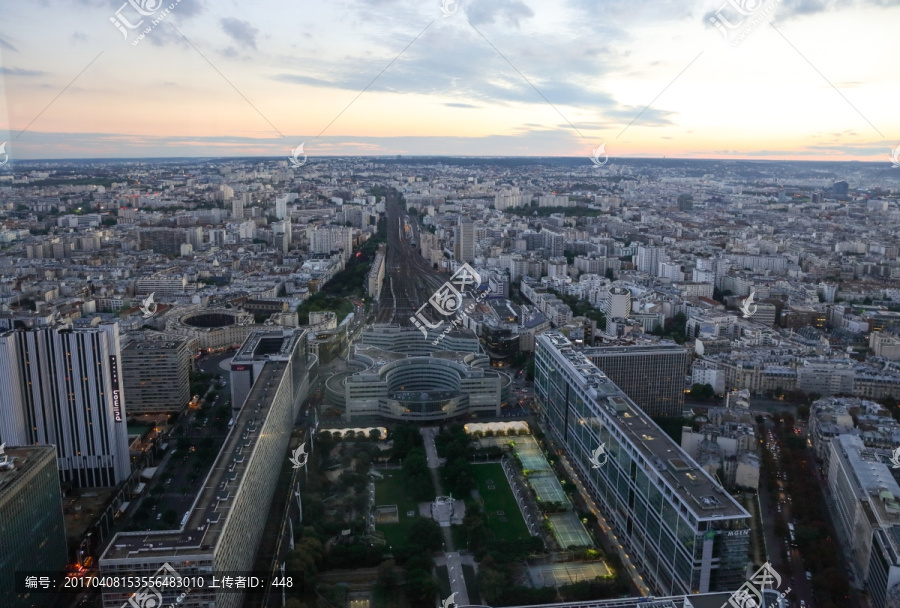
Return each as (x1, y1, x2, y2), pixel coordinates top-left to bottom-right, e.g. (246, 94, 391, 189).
(471, 463, 531, 544)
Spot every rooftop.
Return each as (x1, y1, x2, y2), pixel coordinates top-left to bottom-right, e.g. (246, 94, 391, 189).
(0, 445, 56, 499)
(100, 360, 287, 561)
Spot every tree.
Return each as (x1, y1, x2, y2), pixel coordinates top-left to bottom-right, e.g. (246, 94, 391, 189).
(376, 559, 400, 589)
(689, 383, 715, 401)
(408, 517, 443, 553)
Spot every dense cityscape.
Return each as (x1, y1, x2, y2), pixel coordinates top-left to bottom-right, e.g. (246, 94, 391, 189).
(2, 1, 900, 608)
(0, 153, 897, 608)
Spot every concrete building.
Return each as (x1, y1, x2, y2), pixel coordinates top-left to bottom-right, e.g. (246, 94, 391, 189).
(121, 338, 192, 414)
(797, 360, 855, 395)
(139, 228, 187, 257)
(0, 445, 68, 608)
(535, 332, 752, 596)
(584, 343, 689, 417)
(135, 272, 188, 297)
(637, 245, 665, 276)
(100, 329, 312, 608)
(604, 286, 631, 319)
(0, 323, 131, 488)
(368, 252, 385, 300)
(826, 434, 900, 607)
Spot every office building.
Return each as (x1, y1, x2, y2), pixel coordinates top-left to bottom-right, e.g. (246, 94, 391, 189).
(637, 245, 665, 276)
(457, 216, 475, 262)
(826, 434, 900, 608)
(0, 323, 131, 488)
(0, 445, 68, 608)
(139, 228, 187, 257)
(121, 338, 192, 414)
(535, 333, 751, 596)
(135, 272, 188, 296)
(100, 329, 312, 608)
(325, 342, 508, 423)
(584, 343, 689, 417)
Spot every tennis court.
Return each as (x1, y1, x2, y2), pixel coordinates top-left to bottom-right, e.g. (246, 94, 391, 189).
(530, 473, 569, 504)
(513, 437, 551, 472)
(528, 561, 613, 587)
(548, 512, 594, 548)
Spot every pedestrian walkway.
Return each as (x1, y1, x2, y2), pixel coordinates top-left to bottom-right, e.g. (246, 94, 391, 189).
(420, 427, 472, 606)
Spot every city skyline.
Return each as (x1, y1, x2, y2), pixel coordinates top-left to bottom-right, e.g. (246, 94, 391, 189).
(0, 0, 898, 161)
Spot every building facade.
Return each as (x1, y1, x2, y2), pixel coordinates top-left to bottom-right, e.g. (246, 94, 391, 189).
(0, 323, 131, 488)
(535, 333, 752, 596)
(100, 329, 312, 608)
(121, 338, 192, 414)
(0, 445, 68, 608)
(584, 343, 689, 417)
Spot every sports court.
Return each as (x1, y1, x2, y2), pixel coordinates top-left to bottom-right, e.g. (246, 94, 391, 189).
(512, 436, 551, 472)
(528, 561, 613, 587)
(548, 512, 594, 548)
(529, 473, 569, 504)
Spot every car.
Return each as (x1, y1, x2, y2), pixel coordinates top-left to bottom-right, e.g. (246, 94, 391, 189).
(805, 571, 812, 581)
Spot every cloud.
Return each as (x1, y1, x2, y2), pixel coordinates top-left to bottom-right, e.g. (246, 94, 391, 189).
(0, 67, 48, 77)
(220, 17, 260, 50)
(0, 36, 19, 52)
(445, 102, 479, 108)
(466, 0, 535, 27)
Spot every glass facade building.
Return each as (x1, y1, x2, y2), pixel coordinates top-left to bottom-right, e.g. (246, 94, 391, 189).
(0, 446, 68, 608)
(535, 332, 751, 596)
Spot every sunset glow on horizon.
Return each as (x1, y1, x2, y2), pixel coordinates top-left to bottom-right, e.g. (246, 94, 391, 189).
(0, 0, 897, 162)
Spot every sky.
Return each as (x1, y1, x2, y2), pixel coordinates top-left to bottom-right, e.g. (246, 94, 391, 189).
(0, 0, 898, 161)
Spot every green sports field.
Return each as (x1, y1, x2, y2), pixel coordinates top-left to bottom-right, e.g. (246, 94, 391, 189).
(471, 463, 531, 543)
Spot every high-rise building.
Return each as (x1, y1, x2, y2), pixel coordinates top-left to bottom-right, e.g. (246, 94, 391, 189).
(826, 434, 900, 608)
(0, 445, 68, 608)
(636, 245, 665, 276)
(584, 343, 689, 417)
(677, 194, 693, 211)
(543, 230, 565, 258)
(535, 332, 751, 596)
(456, 216, 475, 262)
(273, 219, 292, 255)
(231, 196, 243, 220)
(101, 329, 311, 608)
(604, 286, 631, 318)
(139, 228, 186, 257)
(121, 338, 192, 414)
(0, 323, 131, 488)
